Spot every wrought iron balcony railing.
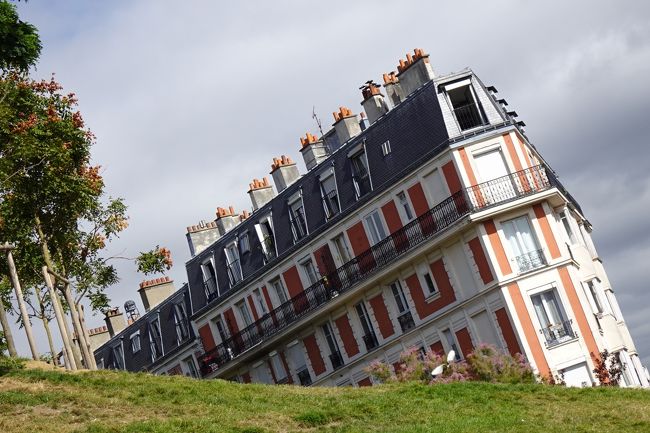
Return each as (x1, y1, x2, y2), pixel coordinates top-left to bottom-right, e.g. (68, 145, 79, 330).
(540, 319, 576, 348)
(198, 165, 555, 376)
(453, 103, 487, 131)
(329, 351, 344, 370)
(515, 249, 547, 274)
(296, 367, 312, 386)
(397, 311, 415, 333)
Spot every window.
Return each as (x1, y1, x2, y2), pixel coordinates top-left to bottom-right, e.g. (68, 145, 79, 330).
(558, 210, 577, 244)
(236, 300, 253, 327)
(253, 288, 268, 316)
(201, 259, 218, 300)
(112, 344, 124, 369)
(239, 232, 250, 254)
(364, 210, 387, 245)
(442, 329, 461, 360)
(381, 140, 391, 156)
(391, 280, 414, 333)
(289, 198, 308, 242)
(320, 174, 340, 219)
(173, 302, 189, 343)
(255, 217, 276, 262)
(269, 351, 288, 383)
(445, 80, 486, 131)
(213, 316, 229, 343)
(501, 216, 545, 273)
(351, 151, 371, 198)
(182, 356, 199, 378)
(531, 289, 575, 347)
(130, 332, 141, 353)
(355, 301, 378, 351)
(322, 322, 343, 369)
(300, 257, 320, 286)
(270, 277, 289, 305)
(423, 168, 448, 207)
(287, 342, 311, 386)
(397, 191, 414, 221)
(416, 263, 437, 295)
(148, 319, 163, 362)
(585, 280, 603, 314)
(225, 243, 243, 286)
(332, 234, 352, 266)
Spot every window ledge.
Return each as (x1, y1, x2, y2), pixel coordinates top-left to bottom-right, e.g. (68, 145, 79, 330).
(545, 336, 578, 350)
(424, 292, 441, 302)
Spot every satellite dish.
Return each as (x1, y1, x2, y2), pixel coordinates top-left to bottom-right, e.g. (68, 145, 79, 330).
(430, 364, 444, 377)
(446, 350, 456, 363)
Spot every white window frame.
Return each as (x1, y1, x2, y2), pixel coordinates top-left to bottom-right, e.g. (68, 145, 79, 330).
(331, 233, 352, 267)
(112, 342, 125, 369)
(319, 169, 341, 220)
(288, 193, 309, 243)
(255, 215, 277, 261)
(130, 331, 141, 353)
(224, 242, 243, 286)
(253, 288, 269, 316)
(299, 256, 320, 287)
(201, 256, 219, 299)
(239, 231, 251, 254)
(173, 301, 189, 343)
(269, 351, 288, 382)
(270, 277, 289, 305)
(148, 317, 163, 362)
(363, 209, 388, 246)
(235, 300, 253, 328)
(416, 262, 438, 296)
(396, 190, 415, 223)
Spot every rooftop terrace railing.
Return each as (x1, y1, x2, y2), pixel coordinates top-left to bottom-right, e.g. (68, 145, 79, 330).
(198, 165, 555, 376)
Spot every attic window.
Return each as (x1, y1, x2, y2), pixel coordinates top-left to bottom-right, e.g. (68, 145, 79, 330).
(444, 79, 486, 131)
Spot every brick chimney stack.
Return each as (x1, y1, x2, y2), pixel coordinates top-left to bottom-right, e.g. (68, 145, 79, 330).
(299, 132, 329, 171)
(216, 206, 239, 235)
(383, 72, 404, 107)
(360, 80, 389, 124)
(248, 177, 276, 210)
(186, 220, 220, 257)
(332, 106, 362, 145)
(138, 276, 175, 313)
(395, 48, 435, 96)
(270, 155, 300, 192)
(104, 307, 126, 338)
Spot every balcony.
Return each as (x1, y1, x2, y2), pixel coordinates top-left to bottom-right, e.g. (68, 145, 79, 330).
(397, 311, 415, 333)
(541, 319, 576, 348)
(329, 351, 344, 370)
(197, 165, 555, 376)
(362, 333, 379, 351)
(453, 103, 486, 131)
(515, 249, 547, 274)
(296, 367, 312, 386)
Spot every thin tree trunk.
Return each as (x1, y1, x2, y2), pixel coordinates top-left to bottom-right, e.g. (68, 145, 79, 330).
(0, 296, 17, 357)
(61, 282, 92, 369)
(42, 266, 76, 370)
(58, 291, 83, 369)
(35, 289, 56, 364)
(76, 303, 97, 369)
(6, 249, 38, 360)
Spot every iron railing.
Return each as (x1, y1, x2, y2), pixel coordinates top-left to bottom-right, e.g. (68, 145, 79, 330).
(323, 189, 340, 219)
(297, 367, 312, 386)
(198, 165, 556, 376)
(541, 319, 576, 348)
(329, 351, 344, 370)
(227, 259, 243, 285)
(204, 276, 219, 302)
(453, 103, 486, 131)
(362, 333, 379, 351)
(397, 311, 415, 333)
(466, 165, 551, 211)
(515, 249, 547, 274)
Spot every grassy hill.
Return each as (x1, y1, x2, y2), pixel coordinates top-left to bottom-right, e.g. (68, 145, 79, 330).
(1, 363, 649, 433)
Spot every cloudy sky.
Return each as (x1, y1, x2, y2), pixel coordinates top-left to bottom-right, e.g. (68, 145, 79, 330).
(8, 1, 650, 366)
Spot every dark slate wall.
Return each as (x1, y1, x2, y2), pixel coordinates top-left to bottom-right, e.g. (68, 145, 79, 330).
(187, 81, 449, 318)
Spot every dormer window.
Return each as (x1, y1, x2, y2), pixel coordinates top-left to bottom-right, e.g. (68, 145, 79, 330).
(225, 242, 243, 286)
(350, 150, 371, 199)
(201, 258, 219, 301)
(173, 301, 190, 344)
(255, 216, 276, 262)
(444, 79, 487, 131)
(289, 195, 308, 243)
(320, 170, 340, 219)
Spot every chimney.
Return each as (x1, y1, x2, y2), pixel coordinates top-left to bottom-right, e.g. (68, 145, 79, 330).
(104, 307, 127, 338)
(360, 81, 389, 124)
(395, 48, 435, 96)
(87, 325, 110, 353)
(216, 206, 239, 235)
(299, 132, 329, 170)
(248, 177, 275, 210)
(138, 276, 175, 313)
(332, 106, 362, 144)
(270, 155, 300, 192)
(382, 72, 404, 107)
(186, 220, 220, 257)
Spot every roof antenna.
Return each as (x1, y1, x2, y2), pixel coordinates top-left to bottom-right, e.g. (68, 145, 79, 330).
(312, 106, 324, 138)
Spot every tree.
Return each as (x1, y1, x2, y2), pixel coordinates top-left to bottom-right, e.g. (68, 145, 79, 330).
(0, 1, 41, 71)
(136, 245, 172, 275)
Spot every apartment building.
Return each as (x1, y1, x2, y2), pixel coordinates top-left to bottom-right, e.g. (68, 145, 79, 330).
(95, 48, 648, 388)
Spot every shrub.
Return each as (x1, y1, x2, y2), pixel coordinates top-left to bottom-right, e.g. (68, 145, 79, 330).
(0, 356, 25, 376)
(466, 344, 535, 384)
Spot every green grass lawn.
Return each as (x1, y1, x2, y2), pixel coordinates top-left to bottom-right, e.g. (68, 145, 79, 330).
(1, 366, 649, 433)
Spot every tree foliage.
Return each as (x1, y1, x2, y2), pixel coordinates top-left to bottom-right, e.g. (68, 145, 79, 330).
(0, 1, 41, 71)
(136, 245, 172, 276)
